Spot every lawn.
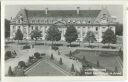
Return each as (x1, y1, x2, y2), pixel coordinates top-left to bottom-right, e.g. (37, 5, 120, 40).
(25, 60, 66, 76)
(72, 50, 122, 74)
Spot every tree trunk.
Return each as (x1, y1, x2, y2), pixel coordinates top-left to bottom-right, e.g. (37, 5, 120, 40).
(52, 41, 53, 47)
(108, 43, 110, 48)
(18, 39, 19, 44)
(89, 41, 90, 47)
(70, 42, 71, 47)
(35, 40, 36, 45)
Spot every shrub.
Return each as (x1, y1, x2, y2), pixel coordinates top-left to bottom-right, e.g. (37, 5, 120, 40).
(71, 64, 75, 72)
(5, 51, 12, 60)
(51, 54, 54, 60)
(82, 56, 86, 63)
(26, 56, 33, 67)
(41, 53, 46, 56)
(58, 51, 61, 55)
(80, 67, 85, 76)
(18, 61, 26, 69)
(52, 46, 59, 51)
(53, 44, 63, 46)
(102, 46, 111, 49)
(111, 46, 116, 49)
(59, 58, 63, 65)
(67, 44, 79, 47)
(34, 52, 41, 59)
(69, 50, 72, 57)
(86, 45, 97, 48)
(8, 66, 13, 76)
(114, 66, 118, 73)
(97, 60, 100, 67)
(23, 45, 31, 49)
(118, 49, 123, 61)
(14, 67, 25, 76)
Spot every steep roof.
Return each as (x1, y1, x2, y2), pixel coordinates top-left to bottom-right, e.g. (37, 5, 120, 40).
(25, 10, 101, 18)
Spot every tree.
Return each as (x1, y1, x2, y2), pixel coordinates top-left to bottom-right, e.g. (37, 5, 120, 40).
(30, 28, 42, 44)
(46, 24, 61, 46)
(69, 50, 72, 57)
(34, 52, 41, 59)
(8, 66, 13, 76)
(14, 66, 25, 76)
(97, 60, 100, 67)
(14, 28, 23, 43)
(65, 24, 78, 46)
(51, 54, 54, 60)
(80, 67, 85, 76)
(118, 48, 123, 61)
(5, 19, 10, 38)
(18, 61, 26, 69)
(71, 64, 75, 72)
(116, 23, 123, 36)
(84, 31, 96, 46)
(82, 56, 86, 63)
(102, 28, 116, 47)
(114, 66, 118, 73)
(59, 58, 63, 65)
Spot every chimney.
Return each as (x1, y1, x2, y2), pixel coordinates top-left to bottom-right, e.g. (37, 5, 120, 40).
(77, 7, 80, 14)
(45, 8, 48, 15)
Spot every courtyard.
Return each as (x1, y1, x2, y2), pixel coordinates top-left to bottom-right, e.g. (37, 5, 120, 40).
(5, 40, 123, 76)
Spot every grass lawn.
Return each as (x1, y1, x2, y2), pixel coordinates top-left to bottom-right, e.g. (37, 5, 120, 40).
(71, 50, 122, 74)
(25, 59, 66, 76)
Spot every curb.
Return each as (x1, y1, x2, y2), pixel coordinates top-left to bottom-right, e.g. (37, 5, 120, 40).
(24, 58, 43, 73)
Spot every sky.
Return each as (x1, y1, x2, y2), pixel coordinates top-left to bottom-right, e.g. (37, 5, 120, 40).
(5, 5, 123, 23)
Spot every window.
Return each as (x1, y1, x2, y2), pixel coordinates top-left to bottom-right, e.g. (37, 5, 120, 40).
(18, 26, 20, 29)
(38, 20, 40, 23)
(31, 26, 33, 30)
(36, 26, 38, 30)
(96, 27, 98, 31)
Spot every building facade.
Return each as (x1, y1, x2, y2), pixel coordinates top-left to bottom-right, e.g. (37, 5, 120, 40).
(10, 7, 117, 42)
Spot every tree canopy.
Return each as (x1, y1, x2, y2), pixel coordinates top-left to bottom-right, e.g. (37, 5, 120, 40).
(115, 23, 123, 36)
(14, 28, 23, 41)
(46, 25, 61, 42)
(102, 28, 116, 46)
(5, 19, 10, 38)
(30, 28, 42, 40)
(84, 31, 96, 46)
(65, 24, 78, 45)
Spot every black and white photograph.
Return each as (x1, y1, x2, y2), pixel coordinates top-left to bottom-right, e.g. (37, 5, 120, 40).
(2, 1, 126, 80)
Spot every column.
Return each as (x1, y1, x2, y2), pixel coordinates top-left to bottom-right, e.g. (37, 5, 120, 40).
(80, 26, 83, 41)
(26, 25, 29, 39)
(10, 25, 13, 39)
(99, 26, 102, 42)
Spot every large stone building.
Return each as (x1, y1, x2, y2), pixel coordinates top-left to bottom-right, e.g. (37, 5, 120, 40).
(10, 7, 117, 42)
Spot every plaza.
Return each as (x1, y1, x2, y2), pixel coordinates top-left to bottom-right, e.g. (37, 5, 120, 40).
(5, 40, 123, 76)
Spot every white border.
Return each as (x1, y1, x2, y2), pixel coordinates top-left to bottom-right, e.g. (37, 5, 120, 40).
(1, 1, 128, 82)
